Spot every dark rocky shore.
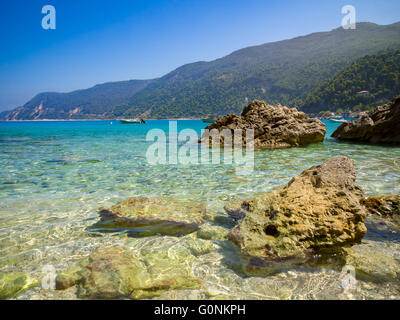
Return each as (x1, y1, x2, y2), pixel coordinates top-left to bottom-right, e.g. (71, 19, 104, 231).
(332, 96, 400, 145)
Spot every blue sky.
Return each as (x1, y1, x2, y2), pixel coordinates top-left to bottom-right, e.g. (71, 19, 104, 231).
(1, 0, 399, 111)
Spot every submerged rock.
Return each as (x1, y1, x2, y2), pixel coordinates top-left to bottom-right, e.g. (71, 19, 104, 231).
(345, 243, 400, 283)
(58, 236, 214, 299)
(0, 272, 39, 299)
(332, 96, 400, 144)
(77, 246, 154, 299)
(56, 266, 84, 290)
(77, 245, 202, 299)
(94, 197, 206, 236)
(227, 156, 367, 261)
(362, 194, 400, 217)
(200, 100, 326, 149)
(196, 223, 230, 241)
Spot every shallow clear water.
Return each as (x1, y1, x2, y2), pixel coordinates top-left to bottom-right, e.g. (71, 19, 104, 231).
(1, 119, 399, 299)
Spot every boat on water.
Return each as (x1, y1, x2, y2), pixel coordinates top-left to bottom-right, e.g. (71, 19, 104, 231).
(202, 118, 216, 123)
(330, 118, 348, 123)
(120, 118, 146, 124)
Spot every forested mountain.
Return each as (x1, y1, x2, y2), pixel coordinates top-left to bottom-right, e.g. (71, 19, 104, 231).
(300, 50, 400, 114)
(3, 80, 154, 120)
(2, 22, 400, 120)
(121, 22, 400, 118)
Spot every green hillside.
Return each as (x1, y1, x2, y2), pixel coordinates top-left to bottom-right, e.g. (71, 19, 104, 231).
(300, 50, 400, 113)
(121, 22, 400, 118)
(3, 22, 400, 120)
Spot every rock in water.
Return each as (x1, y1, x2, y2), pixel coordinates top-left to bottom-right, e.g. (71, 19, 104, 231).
(0, 272, 39, 299)
(332, 96, 400, 144)
(345, 243, 400, 283)
(94, 197, 206, 236)
(77, 246, 152, 299)
(200, 100, 326, 149)
(362, 194, 400, 217)
(361, 194, 400, 229)
(60, 236, 210, 299)
(227, 156, 367, 261)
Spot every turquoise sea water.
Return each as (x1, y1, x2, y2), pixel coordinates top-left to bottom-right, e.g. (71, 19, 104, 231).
(1, 119, 400, 299)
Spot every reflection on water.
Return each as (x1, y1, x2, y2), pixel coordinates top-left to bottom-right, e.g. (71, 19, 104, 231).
(0, 120, 399, 299)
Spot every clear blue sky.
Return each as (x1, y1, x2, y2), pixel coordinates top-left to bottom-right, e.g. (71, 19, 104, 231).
(1, 0, 399, 111)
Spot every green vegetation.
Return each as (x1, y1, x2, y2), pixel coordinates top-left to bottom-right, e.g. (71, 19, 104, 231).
(300, 50, 400, 113)
(120, 22, 400, 118)
(2, 22, 400, 120)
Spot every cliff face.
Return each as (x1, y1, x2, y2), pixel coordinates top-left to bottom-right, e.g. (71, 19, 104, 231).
(332, 96, 400, 144)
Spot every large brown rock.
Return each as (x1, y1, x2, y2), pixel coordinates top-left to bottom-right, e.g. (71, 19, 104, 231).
(226, 156, 367, 261)
(332, 96, 400, 144)
(200, 100, 326, 149)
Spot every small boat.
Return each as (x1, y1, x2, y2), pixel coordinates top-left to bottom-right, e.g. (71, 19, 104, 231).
(202, 118, 216, 123)
(120, 118, 146, 124)
(330, 118, 348, 123)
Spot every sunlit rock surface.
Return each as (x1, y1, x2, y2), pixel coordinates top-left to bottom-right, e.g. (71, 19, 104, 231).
(227, 156, 367, 261)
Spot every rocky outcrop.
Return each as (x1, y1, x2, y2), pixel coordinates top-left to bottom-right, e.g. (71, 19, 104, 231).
(226, 156, 367, 261)
(93, 197, 206, 236)
(332, 96, 400, 144)
(200, 100, 326, 149)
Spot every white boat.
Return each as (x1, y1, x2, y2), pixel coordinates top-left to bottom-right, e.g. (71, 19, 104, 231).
(120, 118, 146, 124)
(330, 118, 348, 123)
